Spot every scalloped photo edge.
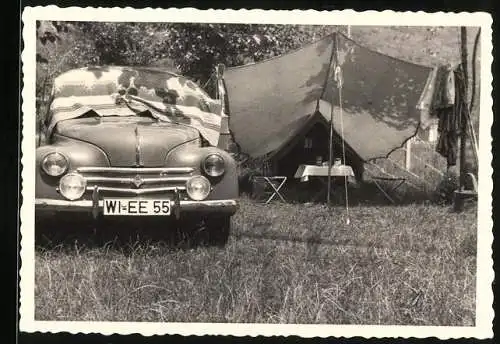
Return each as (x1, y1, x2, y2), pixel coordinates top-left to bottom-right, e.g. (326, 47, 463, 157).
(20, 6, 494, 339)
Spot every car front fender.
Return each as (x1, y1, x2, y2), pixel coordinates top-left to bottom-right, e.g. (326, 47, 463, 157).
(165, 144, 239, 200)
(36, 135, 110, 199)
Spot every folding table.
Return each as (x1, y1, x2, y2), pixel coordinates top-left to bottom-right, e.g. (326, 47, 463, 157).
(294, 164, 356, 202)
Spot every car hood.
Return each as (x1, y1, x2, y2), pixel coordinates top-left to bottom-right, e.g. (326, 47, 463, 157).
(55, 116, 200, 166)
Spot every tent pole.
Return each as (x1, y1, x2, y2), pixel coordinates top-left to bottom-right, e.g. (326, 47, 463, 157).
(327, 34, 339, 206)
(327, 98, 334, 205)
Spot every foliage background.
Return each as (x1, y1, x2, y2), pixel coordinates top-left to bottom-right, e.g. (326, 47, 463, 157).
(36, 22, 480, 115)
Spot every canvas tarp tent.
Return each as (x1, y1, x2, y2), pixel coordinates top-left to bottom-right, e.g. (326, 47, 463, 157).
(261, 111, 365, 179)
(223, 32, 440, 162)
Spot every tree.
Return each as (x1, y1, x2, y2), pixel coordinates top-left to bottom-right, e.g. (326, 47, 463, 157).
(35, 21, 341, 119)
(37, 21, 341, 82)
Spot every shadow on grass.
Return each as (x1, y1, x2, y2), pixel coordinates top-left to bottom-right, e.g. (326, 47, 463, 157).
(35, 215, 219, 253)
(232, 227, 441, 256)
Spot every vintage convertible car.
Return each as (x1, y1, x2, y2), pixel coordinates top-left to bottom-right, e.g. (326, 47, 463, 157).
(35, 66, 238, 244)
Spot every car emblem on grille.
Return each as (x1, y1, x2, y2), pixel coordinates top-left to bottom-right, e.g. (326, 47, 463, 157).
(133, 175, 143, 188)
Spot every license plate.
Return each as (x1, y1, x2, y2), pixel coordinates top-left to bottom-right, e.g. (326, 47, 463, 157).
(103, 198, 171, 216)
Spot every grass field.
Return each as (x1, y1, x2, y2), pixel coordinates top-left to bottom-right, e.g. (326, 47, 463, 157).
(35, 198, 477, 325)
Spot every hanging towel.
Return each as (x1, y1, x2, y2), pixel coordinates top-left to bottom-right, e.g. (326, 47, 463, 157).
(417, 64, 456, 129)
(433, 65, 456, 109)
(435, 66, 464, 166)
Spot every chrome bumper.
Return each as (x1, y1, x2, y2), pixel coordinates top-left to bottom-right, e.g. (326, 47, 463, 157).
(35, 198, 239, 219)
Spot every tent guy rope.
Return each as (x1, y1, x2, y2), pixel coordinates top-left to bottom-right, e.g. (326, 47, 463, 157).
(336, 66, 350, 224)
(328, 32, 350, 224)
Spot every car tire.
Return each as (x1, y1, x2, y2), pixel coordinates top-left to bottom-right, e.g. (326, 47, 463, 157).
(204, 215, 231, 247)
(179, 215, 231, 248)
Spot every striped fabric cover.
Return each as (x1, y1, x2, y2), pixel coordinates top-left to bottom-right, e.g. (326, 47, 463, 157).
(48, 66, 222, 146)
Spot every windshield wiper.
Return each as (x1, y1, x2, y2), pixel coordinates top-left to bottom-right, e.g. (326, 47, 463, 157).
(136, 110, 157, 120)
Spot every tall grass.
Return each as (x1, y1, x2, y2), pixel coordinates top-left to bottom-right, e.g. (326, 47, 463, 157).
(35, 199, 477, 325)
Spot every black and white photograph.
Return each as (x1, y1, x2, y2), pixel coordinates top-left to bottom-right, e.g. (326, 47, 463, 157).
(20, 7, 493, 339)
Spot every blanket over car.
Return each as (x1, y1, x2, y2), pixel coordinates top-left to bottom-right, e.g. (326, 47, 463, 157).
(48, 66, 223, 146)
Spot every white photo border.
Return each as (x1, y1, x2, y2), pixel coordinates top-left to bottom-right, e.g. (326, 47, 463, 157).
(20, 6, 494, 339)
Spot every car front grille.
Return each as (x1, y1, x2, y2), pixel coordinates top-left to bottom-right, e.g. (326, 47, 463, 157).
(76, 166, 194, 197)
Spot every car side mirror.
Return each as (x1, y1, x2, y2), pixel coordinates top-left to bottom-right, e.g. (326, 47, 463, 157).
(216, 64, 225, 79)
(215, 64, 228, 115)
(36, 118, 46, 147)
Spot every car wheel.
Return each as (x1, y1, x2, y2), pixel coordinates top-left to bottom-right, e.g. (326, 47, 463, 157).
(178, 215, 230, 248)
(204, 215, 231, 247)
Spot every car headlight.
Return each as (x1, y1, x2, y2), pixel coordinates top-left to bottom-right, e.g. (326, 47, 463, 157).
(202, 153, 225, 177)
(41, 152, 68, 177)
(186, 175, 211, 201)
(59, 172, 87, 200)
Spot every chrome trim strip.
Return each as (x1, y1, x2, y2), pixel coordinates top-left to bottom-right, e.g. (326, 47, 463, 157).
(85, 176, 190, 184)
(36, 198, 104, 209)
(36, 198, 239, 214)
(180, 200, 239, 209)
(77, 167, 194, 174)
(134, 126, 144, 167)
(86, 186, 186, 195)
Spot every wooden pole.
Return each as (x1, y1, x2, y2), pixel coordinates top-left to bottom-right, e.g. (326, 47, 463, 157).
(405, 139, 412, 171)
(454, 27, 469, 212)
(459, 27, 469, 192)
